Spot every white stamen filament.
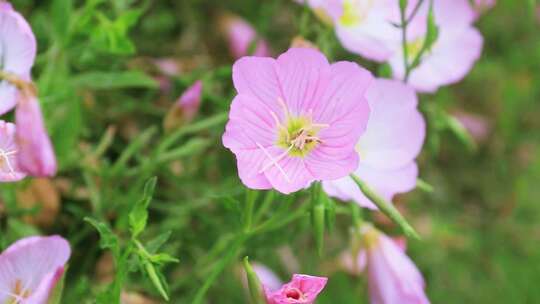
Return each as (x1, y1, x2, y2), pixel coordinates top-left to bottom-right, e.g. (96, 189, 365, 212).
(0, 148, 17, 175)
(256, 142, 291, 183)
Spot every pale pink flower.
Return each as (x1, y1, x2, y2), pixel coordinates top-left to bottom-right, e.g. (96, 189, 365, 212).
(340, 235, 407, 275)
(0, 235, 71, 304)
(333, 0, 402, 62)
(220, 14, 270, 59)
(15, 95, 57, 177)
(360, 225, 429, 304)
(164, 81, 203, 131)
(0, 2, 36, 115)
(294, 0, 343, 25)
(264, 274, 327, 304)
(323, 79, 425, 209)
(389, 0, 483, 92)
(222, 48, 373, 194)
(0, 120, 26, 182)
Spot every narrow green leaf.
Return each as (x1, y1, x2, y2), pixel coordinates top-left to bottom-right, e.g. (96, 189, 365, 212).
(350, 174, 420, 239)
(129, 177, 158, 238)
(243, 257, 265, 304)
(84, 217, 120, 257)
(72, 70, 158, 89)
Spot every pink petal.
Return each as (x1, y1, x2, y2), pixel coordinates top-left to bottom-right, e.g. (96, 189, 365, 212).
(15, 95, 57, 177)
(222, 15, 270, 59)
(252, 263, 283, 292)
(0, 4, 36, 75)
(0, 236, 70, 303)
(367, 229, 429, 304)
(358, 79, 425, 170)
(323, 162, 418, 209)
(275, 48, 330, 116)
(263, 155, 313, 194)
(434, 0, 476, 27)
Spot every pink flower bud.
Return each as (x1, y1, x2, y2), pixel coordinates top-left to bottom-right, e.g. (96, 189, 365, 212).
(264, 274, 327, 304)
(219, 14, 270, 59)
(15, 94, 57, 177)
(163, 80, 203, 131)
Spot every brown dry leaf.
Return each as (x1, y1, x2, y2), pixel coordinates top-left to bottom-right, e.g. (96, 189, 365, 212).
(16, 178, 60, 227)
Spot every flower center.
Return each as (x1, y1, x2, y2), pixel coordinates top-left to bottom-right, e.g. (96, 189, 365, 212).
(285, 287, 304, 300)
(340, 0, 374, 26)
(6, 279, 31, 304)
(406, 35, 427, 62)
(277, 116, 324, 158)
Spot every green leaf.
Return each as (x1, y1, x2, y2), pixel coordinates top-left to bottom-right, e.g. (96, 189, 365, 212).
(148, 252, 180, 265)
(129, 177, 158, 238)
(146, 230, 173, 254)
(72, 70, 158, 89)
(350, 174, 420, 239)
(84, 217, 120, 258)
(51, 0, 73, 43)
(243, 257, 265, 304)
(143, 261, 170, 301)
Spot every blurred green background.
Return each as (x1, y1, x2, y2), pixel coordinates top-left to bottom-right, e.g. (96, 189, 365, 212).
(0, 0, 539, 303)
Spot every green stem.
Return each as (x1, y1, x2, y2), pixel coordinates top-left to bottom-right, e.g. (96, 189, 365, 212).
(350, 174, 420, 239)
(243, 189, 258, 232)
(399, 0, 410, 82)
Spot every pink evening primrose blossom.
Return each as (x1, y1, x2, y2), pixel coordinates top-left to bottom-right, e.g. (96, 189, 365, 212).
(15, 94, 57, 177)
(0, 235, 71, 304)
(323, 79, 425, 209)
(220, 14, 270, 59)
(222, 48, 373, 194)
(0, 120, 26, 182)
(264, 274, 327, 304)
(333, 0, 402, 62)
(0, 2, 37, 115)
(389, 0, 483, 93)
(164, 80, 203, 131)
(361, 225, 429, 304)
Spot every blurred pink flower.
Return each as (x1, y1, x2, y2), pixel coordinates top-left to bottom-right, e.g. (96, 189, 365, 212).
(15, 94, 57, 177)
(0, 120, 26, 182)
(389, 0, 483, 92)
(264, 274, 327, 304)
(454, 111, 490, 143)
(362, 225, 429, 304)
(0, 235, 71, 304)
(221, 14, 270, 59)
(333, 0, 401, 62)
(341, 235, 407, 275)
(222, 48, 373, 194)
(323, 79, 425, 209)
(0, 2, 37, 115)
(164, 81, 203, 131)
(294, 0, 343, 25)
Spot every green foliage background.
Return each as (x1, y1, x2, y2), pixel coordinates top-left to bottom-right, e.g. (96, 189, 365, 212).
(0, 0, 539, 303)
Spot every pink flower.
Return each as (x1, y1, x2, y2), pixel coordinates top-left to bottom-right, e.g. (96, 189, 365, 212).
(294, 0, 343, 25)
(333, 0, 402, 62)
(323, 79, 425, 209)
(0, 2, 37, 115)
(0, 120, 26, 182)
(0, 235, 71, 304)
(389, 0, 483, 92)
(164, 81, 203, 131)
(264, 274, 327, 304)
(220, 14, 270, 59)
(222, 48, 373, 194)
(360, 225, 429, 304)
(15, 94, 57, 177)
